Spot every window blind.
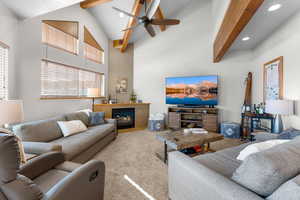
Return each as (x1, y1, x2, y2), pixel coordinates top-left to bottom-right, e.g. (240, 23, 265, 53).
(41, 60, 104, 98)
(42, 23, 79, 55)
(84, 26, 104, 64)
(84, 43, 104, 64)
(0, 43, 8, 100)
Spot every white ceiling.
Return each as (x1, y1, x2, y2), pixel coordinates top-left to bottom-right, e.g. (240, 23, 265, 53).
(89, 0, 191, 41)
(1, 0, 83, 19)
(230, 0, 300, 51)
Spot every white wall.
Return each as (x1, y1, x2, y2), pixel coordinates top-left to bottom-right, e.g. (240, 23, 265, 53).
(17, 4, 109, 121)
(253, 11, 300, 129)
(212, 0, 230, 40)
(134, 0, 255, 123)
(0, 2, 19, 99)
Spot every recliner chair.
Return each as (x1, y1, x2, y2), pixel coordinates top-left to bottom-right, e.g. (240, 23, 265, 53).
(0, 133, 105, 200)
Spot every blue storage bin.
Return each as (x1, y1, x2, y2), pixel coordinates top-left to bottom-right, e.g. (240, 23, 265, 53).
(221, 122, 241, 138)
(148, 120, 165, 131)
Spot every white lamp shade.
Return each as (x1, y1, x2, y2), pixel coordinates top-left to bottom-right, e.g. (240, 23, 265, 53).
(0, 100, 24, 126)
(265, 100, 294, 115)
(87, 88, 100, 97)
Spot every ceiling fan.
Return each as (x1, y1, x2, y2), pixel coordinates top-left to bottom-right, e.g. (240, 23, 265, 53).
(112, 0, 180, 37)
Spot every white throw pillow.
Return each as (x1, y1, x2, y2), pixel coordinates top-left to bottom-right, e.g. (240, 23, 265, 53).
(237, 140, 290, 161)
(57, 120, 87, 137)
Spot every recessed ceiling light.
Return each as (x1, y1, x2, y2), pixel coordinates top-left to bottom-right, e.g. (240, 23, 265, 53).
(119, 12, 125, 18)
(268, 4, 282, 12)
(242, 37, 250, 41)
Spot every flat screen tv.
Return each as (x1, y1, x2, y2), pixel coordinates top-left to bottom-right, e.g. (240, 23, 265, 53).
(166, 75, 218, 106)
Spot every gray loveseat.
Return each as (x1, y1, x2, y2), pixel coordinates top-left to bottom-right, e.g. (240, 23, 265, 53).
(13, 112, 117, 163)
(169, 133, 300, 200)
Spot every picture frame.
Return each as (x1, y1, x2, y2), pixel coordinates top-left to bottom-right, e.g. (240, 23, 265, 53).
(263, 56, 283, 102)
(116, 78, 128, 93)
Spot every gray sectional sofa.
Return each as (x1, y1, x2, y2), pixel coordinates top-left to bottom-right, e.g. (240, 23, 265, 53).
(168, 133, 300, 200)
(13, 112, 117, 163)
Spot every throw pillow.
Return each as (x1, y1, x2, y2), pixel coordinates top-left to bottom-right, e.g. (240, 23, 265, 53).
(237, 140, 290, 161)
(232, 138, 300, 197)
(65, 112, 89, 127)
(57, 120, 87, 137)
(89, 112, 105, 126)
(267, 174, 300, 200)
(277, 128, 300, 140)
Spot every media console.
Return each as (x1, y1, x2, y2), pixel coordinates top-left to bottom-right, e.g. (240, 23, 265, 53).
(168, 106, 218, 132)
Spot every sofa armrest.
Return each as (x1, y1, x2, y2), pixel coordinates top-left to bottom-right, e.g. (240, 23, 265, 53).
(19, 152, 65, 180)
(105, 118, 118, 135)
(45, 160, 105, 200)
(22, 141, 62, 155)
(252, 132, 279, 142)
(168, 152, 264, 200)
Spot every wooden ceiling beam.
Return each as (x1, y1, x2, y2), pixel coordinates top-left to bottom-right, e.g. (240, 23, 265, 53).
(154, 7, 166, 31)
(80, 0, 112, 9)
(213, 0, 264, 63)
(120, 0, 143, 52)
(145, 0, 166, 32)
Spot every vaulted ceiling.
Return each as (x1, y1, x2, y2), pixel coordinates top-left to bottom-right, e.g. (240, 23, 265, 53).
(1, 0, 83, 19)
(230, 0, 300, 51)
(88, 0, 191, 42)
(2, 0, 300, 54)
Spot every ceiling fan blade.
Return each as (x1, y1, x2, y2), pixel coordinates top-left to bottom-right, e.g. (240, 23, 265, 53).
(144, 23, 156, 37)
(151, 19, 180, 25)
(122, 23, 142, 31)
(146, 0, 161, 19)
(112, 7, 139, 19)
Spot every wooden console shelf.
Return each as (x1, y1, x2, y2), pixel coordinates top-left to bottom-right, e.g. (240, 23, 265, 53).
(168, 107, 218, 132)
(94, 103, 150, 131)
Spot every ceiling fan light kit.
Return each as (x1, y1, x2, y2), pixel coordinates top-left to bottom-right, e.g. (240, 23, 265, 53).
(112, 0, 180, 37)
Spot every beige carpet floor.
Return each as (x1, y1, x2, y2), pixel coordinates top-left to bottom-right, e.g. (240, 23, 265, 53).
(93, 130, 244, 200)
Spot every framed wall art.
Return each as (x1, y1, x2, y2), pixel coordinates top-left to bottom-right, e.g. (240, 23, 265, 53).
(116, 78, 128, 93)
(263, 56, 283, 102)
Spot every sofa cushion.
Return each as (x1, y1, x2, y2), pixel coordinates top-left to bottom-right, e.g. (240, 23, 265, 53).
(50, 123, 115, 160)
(34, 169, 69, 193)
(89, 112, 105, 126)
(64, 112, 89, 127)
(267, 174, 300, 200)
(232, 137, 300, 197)
(13, 116, 65, 142)
(194, 143, 249, 178)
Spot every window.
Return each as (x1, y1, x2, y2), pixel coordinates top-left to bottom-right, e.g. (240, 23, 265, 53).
(84, 26, 104, 64)
(84, 43, 104, 64)
(0, 42, 8, 100)
(41, 60, 105, 98)
(42, 21, 79, 55)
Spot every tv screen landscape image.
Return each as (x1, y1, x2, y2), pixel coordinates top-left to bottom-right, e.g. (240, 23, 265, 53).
(166, 75, 218, 105)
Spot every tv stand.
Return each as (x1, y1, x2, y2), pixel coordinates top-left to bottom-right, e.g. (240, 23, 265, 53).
(168, 106, 218, 132)
(177, 105, 215, 108)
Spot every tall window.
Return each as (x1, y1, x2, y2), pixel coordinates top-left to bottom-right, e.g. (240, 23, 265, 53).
(42, 20, 79, 55)
(0, 42, 8, 100)
(41, 60, 105, 98)
(84, 27, 104, 64)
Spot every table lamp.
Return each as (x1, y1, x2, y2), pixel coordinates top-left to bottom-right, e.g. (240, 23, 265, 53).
(87, 88, 100, 112)
(265, 100, 294, 134)
(0, 100, 24, 133)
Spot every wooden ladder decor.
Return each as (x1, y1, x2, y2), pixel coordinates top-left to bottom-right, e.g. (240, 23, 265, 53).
(241, 72, 252, 139)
